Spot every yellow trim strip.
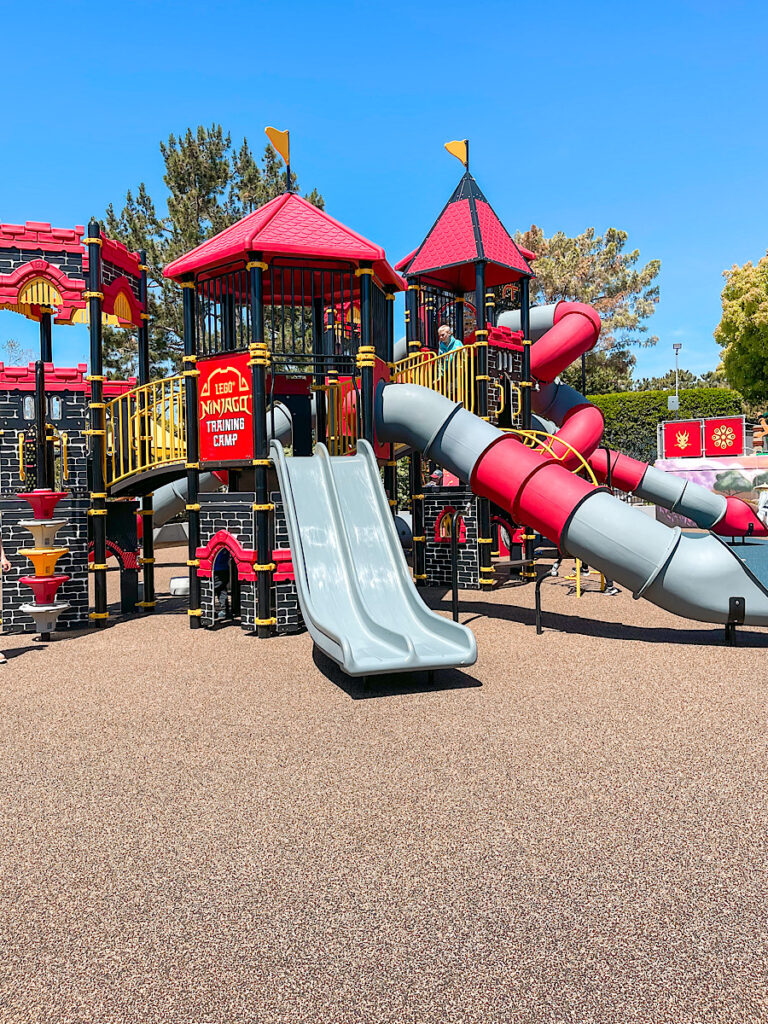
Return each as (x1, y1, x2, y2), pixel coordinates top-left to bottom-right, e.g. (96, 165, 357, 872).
(246, 260, 269, 271)
(254, 616, 277, 626)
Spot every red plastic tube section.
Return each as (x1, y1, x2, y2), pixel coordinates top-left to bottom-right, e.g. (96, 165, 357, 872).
(470, 434, 596, 547)
(549, 402, 605, 468)
(530, 302, 602, 384)
(588, 447, 648, 492)
(713, 497, 768, 538)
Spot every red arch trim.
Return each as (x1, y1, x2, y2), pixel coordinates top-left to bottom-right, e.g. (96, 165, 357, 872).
(196, 530, 259, 581)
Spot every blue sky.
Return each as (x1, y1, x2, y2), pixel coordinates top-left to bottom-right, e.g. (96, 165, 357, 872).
(1, 0, 766, 380)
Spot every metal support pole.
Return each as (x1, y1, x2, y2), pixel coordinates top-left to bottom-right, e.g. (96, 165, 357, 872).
(406, 280, 421, 355)
(137, 252, 155, 612)
(86, 221, 108, 624)
(181, 275, 201, 629)
(312, 297, 327, 447)
(406, 278, 425, 582)
(40, 310, 52, 363)
(450, 512, 463, 622)
(34, 360, 50, 490)
(455, 294, 465, 341)
(249, 253, 273, 639)
(357, 264, 375, 445)
(384, 290, 397, 513)
(475, 262, 493, 589)
(519, 275, 536, 580)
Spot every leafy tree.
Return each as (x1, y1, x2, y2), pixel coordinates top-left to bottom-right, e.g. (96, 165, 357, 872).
(634, 367, 730, 391)
(714, 252, 768, 402)
(0, 338, 34, 365)
(102, 124, 324, 378)
(501, 225, 660, 355)
(560, 347, 636, 395)
(712, 470, 753, 496)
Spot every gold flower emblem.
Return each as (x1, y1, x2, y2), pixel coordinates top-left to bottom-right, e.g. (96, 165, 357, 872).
(712, 425, 736, 449)
(675, 430, 690, 450)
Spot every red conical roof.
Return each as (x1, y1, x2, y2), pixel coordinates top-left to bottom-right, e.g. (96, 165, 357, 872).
(164, 192, 402, 290)
(396, 172, 533, 291)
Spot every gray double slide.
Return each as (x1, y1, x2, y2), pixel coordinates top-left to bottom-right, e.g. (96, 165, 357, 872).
(270, 438, 477, 676)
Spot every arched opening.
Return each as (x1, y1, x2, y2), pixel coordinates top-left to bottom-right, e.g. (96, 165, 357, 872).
(434, 506, 466, 544)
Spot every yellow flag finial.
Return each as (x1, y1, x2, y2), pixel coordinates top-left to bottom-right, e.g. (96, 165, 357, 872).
(265, 126, 290, 165)
(444, 139, 469, 169)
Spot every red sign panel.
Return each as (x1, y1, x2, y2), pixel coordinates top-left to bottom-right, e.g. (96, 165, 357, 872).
(663, 420, 703, 458)
(703, 416, 745, 458)
(198, 352, 254, 465)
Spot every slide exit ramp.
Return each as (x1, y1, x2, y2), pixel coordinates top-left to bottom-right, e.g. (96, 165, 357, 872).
(270, 439, 477, 677)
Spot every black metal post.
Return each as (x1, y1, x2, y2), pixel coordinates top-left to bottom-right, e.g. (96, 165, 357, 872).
(357, 264, 375, 444)
(40, 310, 52, 363)
(450, 512, 463, 622)
(519, 275, 536, 580)
(484, 289, 495, 330)
(455, 294, 465, 341)
(475, 262, 493, 590)
(406, 278, 425, 583)
(34, 360, 50, 490)
(86, 221, 108, 624)
(384, 290, 397, 513)
(181, 275, 201, 629)
(137, 252, 155, 613)
(249, 253, 273, 639)
(312, 296, 327, 447)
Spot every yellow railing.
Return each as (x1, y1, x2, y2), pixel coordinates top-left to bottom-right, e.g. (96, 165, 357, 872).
(392, 346, 477, 412)
(504, 428, 598, 485)
(105, 375, 186, 487)
(325, 376, 358, 456)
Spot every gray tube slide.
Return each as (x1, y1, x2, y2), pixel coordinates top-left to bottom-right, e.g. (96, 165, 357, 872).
(271, 438, 477, 676)
(152, 401, 294, 529)
(376, 382, 768, 627)
(498, 303, 559, 341)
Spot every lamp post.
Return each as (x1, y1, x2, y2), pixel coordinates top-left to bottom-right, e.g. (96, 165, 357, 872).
(673, 343, 682, 418)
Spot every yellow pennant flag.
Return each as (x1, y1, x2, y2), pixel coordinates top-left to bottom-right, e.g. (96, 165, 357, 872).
(444, 139, 468, 167)
(265, 126, 290, 166)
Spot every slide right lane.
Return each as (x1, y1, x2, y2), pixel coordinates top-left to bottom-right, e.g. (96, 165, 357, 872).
(377, 382, 768, 626)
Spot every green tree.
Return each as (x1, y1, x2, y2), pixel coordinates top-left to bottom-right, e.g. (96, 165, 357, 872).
(502, 224, 660, 357)
(560, 347, 636, 395)
(102, 124, 324, 379)
(714, 252, 768, 402)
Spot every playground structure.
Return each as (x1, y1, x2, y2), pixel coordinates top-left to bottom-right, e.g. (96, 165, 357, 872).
(3, 132, 768, 666)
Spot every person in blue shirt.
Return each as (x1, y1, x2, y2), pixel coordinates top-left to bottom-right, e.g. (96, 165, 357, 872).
(437, 323, 463, 357)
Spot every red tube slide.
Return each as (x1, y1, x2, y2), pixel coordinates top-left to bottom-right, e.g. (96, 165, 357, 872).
(530, 302, 601, 384)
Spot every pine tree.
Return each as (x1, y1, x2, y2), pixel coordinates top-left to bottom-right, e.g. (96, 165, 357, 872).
(102, 125, 324, 378)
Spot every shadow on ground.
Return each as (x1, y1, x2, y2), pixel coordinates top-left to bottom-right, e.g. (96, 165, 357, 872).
(312, 648, 482, 699)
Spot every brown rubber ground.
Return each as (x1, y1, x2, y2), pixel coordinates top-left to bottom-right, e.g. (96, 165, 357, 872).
(1, 546, 767, 1023)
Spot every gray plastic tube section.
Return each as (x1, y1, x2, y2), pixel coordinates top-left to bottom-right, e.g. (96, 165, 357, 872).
(563, 490, 768, 624)
(534, 378, 728, 529)
(497, 303, 559, 341)
(152, 401, 293, 528)
(270, 437, 477, 676)
(376, 381, 768, 626)
(393, 336, 409, 362)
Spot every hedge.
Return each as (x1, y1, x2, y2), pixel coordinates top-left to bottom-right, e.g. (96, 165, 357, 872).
(588, 388, 744, 463)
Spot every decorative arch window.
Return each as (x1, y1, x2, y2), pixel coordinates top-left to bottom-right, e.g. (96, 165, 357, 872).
(48, 396, 62, 420)
(434, 506, 466, 544)
(22, 396, 35, 421)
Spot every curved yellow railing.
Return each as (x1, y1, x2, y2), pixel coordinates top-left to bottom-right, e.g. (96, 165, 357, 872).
(392, 346, 477, 412)
(504, 428, 598, 485)
(105, 375, 185, 487)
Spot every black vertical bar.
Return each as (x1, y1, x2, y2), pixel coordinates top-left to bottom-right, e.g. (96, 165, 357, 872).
(406, 277, 425, 582)
(312, 294, 326, 447)
(450, 513, 460, 622)
(384, 290, 397, 514)
(34, 360, 49, 490)
(519, 275, 535, 579)
(182, 275, 202, 628)
(475, 261, 493, 590)
(40, 311, 52, 363)
(406, 280, 420, 355)
(358, 264, 374, 444)
(86, 221, 108, 623)
(137, 251, 154, 613)
(249, 252, 272, 638)
(455, 294, 465, 341)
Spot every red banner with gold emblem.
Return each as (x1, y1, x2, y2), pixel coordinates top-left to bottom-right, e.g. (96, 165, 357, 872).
(703, 416, 745, 458)
(662, 420, 703, 458)
(198, 352, 254, 465)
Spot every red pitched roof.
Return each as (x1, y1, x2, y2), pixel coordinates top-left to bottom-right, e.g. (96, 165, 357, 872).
(396, 172, 533, 291)
(164, 192, 403, 290)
